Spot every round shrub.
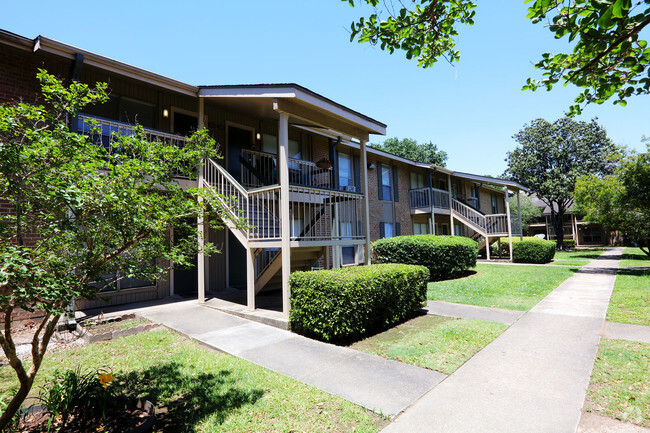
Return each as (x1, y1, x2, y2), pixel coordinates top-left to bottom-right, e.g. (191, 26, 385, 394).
(508, 237, 556, 263)
(290, 264, 429, 342)
(372, 235, 477, 280)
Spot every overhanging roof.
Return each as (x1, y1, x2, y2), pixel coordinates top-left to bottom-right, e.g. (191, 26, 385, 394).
(451, 171, 528, 192)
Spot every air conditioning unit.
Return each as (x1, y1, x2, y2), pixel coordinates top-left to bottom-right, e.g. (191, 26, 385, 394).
(343, 185, 356, 192)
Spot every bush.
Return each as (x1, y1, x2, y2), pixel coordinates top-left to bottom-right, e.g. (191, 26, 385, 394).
(563, 239, 576, 249)
(501, 237, 556, 263)
(289, 264, 429, 342)
(372, 235, 477, 280)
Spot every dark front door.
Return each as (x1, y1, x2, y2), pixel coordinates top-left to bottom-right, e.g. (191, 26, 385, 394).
(173, 112, 198, 136)
(227, 126, 252, 182)
(173, 219, 198, 297)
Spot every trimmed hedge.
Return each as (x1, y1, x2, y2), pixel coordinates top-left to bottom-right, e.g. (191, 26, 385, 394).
(289, 264, 429, 342)
(372, 235, 477, 280)
(500, 237, 556, 263)
(563, 239, 576, 249)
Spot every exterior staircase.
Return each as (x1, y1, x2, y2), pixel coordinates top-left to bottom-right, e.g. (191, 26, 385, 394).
(201, 158, 326, 293)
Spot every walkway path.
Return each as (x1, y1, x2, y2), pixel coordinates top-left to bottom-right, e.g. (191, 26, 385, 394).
(83, 298, 445, 416)
(382, 248, 622, 433)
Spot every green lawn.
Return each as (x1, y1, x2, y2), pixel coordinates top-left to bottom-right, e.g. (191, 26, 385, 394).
(349, 315, 506, 375)
(619, 247, 650, 268)
(0, 329, 385, 433)
(607, 268, 650, 326)
(427, 264, 578, 310)
(550, 247, 608, 266)
(586, 339, 650, 428)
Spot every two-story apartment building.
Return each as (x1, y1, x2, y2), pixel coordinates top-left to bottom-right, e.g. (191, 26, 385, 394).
(1, 29, 526, 322)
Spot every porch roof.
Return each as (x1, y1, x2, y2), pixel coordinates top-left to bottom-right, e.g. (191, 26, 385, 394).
(451, 172, 528, 192)
(198, 84, 386, 140)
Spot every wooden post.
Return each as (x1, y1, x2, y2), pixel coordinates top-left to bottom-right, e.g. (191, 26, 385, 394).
(517, 190, 523, 241)
(278, 112, 291, 319)
(360, 138, 372, 265)
(197, 98, 206, 303)
(448, 174, 455, 236)
(505, 189, 513, 261)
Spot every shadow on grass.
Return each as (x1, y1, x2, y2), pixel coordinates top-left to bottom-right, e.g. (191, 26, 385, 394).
(118, 362, 264, 432)
(621, 251, 650, 262)
(616, 268, 650, 277)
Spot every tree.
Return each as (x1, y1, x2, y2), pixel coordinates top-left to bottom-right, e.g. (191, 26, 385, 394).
(505, 117, 619, 250)
(574, 146, 650, 256)
(509, 194, 543, 232)
(371, 137, 448, 165)
(0, 71, 227, 429)
(342, 0, 650, 115)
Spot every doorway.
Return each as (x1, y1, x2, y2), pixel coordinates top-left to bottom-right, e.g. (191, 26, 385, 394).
(227, 125, 253, 182)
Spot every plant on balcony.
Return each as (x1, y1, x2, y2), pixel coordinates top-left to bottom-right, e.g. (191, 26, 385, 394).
(0, 70, 228, 430)
(372, 235, 477, 280)
(289, 264, 428, 342)
(315, 158, 331, 169)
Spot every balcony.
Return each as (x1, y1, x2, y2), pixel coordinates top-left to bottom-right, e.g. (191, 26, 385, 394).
(409, 187, 451, 213)
(77, 115, 187, 148)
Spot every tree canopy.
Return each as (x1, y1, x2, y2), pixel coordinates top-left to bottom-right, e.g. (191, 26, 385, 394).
(505, 117, 619, 249)
(343, 0, 650, 115)
(509, 194, 543, 232)
(0, 71, 226, 429)
(574, 145, 650, 255)
(370, 137, 448, 166)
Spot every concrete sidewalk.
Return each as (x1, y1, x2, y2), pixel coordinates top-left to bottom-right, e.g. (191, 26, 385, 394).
(86, 298, 445, 416)
(426, 300, 524, 325)
(382, 248, 623, 433)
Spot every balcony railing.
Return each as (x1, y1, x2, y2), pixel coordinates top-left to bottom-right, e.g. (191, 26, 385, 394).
(409, 187, 451, 210)
(77, 115, 187, 148)
(240, 149, 333, 190)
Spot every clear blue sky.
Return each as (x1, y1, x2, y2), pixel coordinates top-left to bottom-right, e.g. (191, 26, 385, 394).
(3, 1, 648, 176)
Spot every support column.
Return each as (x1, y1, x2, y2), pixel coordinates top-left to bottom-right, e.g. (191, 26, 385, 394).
(278, 112, 292, 319)
(516, 190, 523, 241)
(360, 138, 372, 265)
(575, 216, 580, 246)
(571, 214, 577, 244)
(246, 248, 255, 310)
(197, 98, 206, 303)
(505, 189, 513, 261)
(448, 174, 455, 235)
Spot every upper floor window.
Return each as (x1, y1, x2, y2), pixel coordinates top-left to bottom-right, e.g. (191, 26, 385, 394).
(339, 152, 353, 189)
(491, 193, 499, 214)
(410, 172, 425, 189)
(381, 165, 392, 201)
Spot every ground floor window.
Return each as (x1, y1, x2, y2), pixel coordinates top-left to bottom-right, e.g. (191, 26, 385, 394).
(413, 222, 428, 235)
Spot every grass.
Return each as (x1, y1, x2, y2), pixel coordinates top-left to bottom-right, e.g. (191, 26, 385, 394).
(0, 329, 385, 433)
(82, 316, 152, 334)
(427, 264, 578, 311)
(586, 339, 650, 428)
(607, 268, 650, 326)
(349, 315, 506, 375)
(619, 247, 650, 268)
(550, 247, 608, 266)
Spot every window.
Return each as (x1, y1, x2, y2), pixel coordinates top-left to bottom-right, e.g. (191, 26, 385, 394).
(491, 193, 499, 214)
(262, 134, 277, 155)
(381, 166, 392, 201)
(340, 221, 356, 266)
(437, 223, 449, 235)
(413, 222, 428, 235)
(410, 172, 425, 189)
(384, 222, 394, 238)
(339, 152, 353, 188)
(454, 223, 463, 236)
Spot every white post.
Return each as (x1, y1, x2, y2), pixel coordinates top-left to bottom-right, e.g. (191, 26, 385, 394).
(197, 98, 206, 303)
(246, 248, 255, 310)
(360, 139, 372, 265)
(278, 112, 291, 319)
(575, 215, 580, 246)
(571, 213, 577, 244)
(448, 174, 455, 236)
(505, 189, 513, 261)
(429, 187, 436, 235)
(516, 190, 523, 241)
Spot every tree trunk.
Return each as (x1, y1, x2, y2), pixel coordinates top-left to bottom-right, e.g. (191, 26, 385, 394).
(551, 209, 565, 250)
(0, 377, 33, 430)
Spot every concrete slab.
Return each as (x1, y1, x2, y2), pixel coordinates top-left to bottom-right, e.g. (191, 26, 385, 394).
(195, 322, 294, 354)
(599, 322, 650, 344)
(426, 300, 524, 325)
(579, 412, 650, 433)
(382, 248, 623, 433)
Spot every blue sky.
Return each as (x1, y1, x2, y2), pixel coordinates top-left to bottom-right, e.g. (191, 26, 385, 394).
(3, 1, 648, 175)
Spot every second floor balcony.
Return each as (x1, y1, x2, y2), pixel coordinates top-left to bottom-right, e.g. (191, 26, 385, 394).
(409, 187, 451, 213)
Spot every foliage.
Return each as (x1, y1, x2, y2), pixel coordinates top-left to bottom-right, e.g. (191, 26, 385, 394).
(0, 388, 20, 432)
(506, 117, 619, 249)
(342, 0, 650, 114)
(372, 235, 477, 280)
(427, 263, 577, 310)
(36, 367, 117, 432)
(563, 239, 576, 249)
(370, 137, 448, 166)
(289, 264, 429, 342)
(510, 238, 557, 263)
(509, 194, 542, 231)
(574, 146, 650, 256)
(0, 70, 227, 430)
